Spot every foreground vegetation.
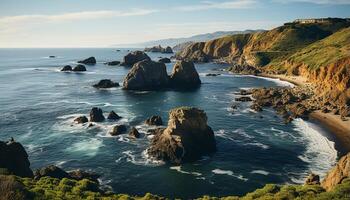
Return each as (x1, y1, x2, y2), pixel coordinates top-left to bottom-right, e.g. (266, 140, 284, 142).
(2, 175, 349, 200)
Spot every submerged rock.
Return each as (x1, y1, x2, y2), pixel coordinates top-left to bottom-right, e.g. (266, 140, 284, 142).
(0, 139, 33, 177)
(104, 61, 120, 66)
(109, 125, 127, 136)
(93, 79, 119, 88)
(169, 60, 201, 89)
(120, 51, 151, 67)
(321, 152, 350, 191)
(122, 60, 169, 90)
(74, 116, 88, 124)
(145, 115, 163, 126)
(128, 127, 141, 138)
(72, 64, 86, 72)
(78, 57, 96, 65)
(158, 57, 171, 63)
(107, 111, 122, 120)
(61, 65, 72, 71)
(148, 107, 216, 164)
(89, 107, 105, 122)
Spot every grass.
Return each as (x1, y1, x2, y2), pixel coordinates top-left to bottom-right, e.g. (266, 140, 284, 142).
(2, 175, 350, 200)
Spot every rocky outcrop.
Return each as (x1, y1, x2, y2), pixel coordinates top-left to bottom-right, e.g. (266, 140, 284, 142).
(104, 61, 120, 66)
(61, 65, 72, 71)
(305, 173, 320, 185)
(147, 107, 216, 164)
(34, 165, 70, 180)
(128, 127, 140, 138)
(0, 139, 33, 177)
(109, 125, 127, 136)
(74, 116, 88, 124)
(107, 111, 122, 120)
(145, 116, 163, 126)
(120, 51, 151, 67)
(122, 60, 169, 90)
(169, 60, 201, 89)
(72, 65, 86, 72)
(0, 175, 30, 200)
(78, 57, 96, 65)
(321, 152, 350, 191)
(93, 79, 119, 88)
(158, 57, 171, 63)
(68, 169, 99, 182)
(89, 107, 105, 122)
(144, 45, 173, 54)
(228, 64, 261, 75)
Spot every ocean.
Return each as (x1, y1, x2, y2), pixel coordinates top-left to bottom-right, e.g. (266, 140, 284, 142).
(0, 48, 338, 198)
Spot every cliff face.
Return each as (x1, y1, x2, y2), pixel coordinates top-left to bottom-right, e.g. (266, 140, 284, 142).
(321, 152, 350, 191)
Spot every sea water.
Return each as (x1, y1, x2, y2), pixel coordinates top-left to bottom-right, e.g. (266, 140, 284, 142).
(0, 48, 338, 198)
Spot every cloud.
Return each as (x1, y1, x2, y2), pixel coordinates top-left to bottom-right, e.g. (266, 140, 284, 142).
(176, 0, 256, 11)
(273, 0, 350, 4)
(0, 9, 157, 25)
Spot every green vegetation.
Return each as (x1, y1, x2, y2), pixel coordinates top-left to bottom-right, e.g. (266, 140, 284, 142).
(2, 175, 350, 200)
(287, 27, 350, 70)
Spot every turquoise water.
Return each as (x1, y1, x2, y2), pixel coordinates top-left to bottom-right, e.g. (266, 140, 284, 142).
(0, 48, 338, 198)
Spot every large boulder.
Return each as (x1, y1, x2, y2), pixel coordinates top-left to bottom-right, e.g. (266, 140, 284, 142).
(93, 79, 119, 89)
(162, 46, 173, 54)
(147, 107, 216, 164)
(107, 111, 122, 120)
(120, 51, 151, 67)
(89, 107, 105, 122)
(321, 152, 350, 191)
(61, 65, 72, 71)
(72, 64, 86, 72)
(74, 116, 88, 124)
(0, 139, 33, 177)
(68, 169, 99, 182)
(109, 125, 127, 136)
(123, 60, 169, 90)
(145, 116, 163, 126)
(34, 165, 70, 180)
(78, 57, 96, 65)
(128, 127, 141, 138)
(169, 60, 201, 89)
(158, 57, 171, 63)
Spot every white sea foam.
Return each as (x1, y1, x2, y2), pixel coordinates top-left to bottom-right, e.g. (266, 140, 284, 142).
(122, 150, 164, 166)
(215, 129, 235, 141)
(212, 169, 248, 181)
(292, 118, 337, 182)
(251, 170, 269, 176)
(246, 142, 270, 149)
(228, 73, 295, 87)
(170, 166, 202, 176)
(66, 138, 104, 157)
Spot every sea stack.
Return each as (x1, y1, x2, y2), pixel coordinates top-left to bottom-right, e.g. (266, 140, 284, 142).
(122, 60, 169, 90)
(120, 51, 151, 67)
(169, 60, 201, 89)
(147, 107, 216, 164)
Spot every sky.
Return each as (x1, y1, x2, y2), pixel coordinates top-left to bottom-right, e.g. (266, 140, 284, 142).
(0, 0, 349, 48)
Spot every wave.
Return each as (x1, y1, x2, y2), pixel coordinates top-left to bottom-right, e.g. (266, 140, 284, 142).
(227, 73, 295, 87)
(212, 169, 248, 181)
(251, 170, 269, 176)
(170, 166, 202, 176)
(65, 138, 104, 157)
(122, 150, 164, 166)
(292, 118, 337, 182)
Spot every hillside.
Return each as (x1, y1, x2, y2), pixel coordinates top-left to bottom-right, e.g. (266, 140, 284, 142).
(177, 19, 350, 66)
(113, 30, 263, 48)
(177, 19, 350, 111)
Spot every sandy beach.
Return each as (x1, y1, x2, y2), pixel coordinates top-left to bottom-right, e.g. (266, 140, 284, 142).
(260, 73, 350, 153)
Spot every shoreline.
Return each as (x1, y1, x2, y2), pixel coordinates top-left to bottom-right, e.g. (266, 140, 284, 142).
(259, 73, 350, 153)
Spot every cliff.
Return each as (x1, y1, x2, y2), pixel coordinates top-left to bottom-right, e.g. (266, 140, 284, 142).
(177, 19, 350, 113)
